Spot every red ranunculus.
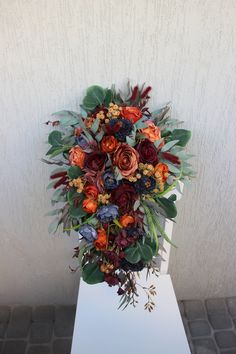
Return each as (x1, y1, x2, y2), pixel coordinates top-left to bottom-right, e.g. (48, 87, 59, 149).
(111, 182, 138, 215)
(84, 152, 107, 172)
(136, 139, 159, 165)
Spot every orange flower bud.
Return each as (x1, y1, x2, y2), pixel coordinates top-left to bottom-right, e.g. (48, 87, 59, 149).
(121, 106, 142, 123)
(94, 228, 107, 250)
(119, 214, 135, 228)
(101, 136, 118, 153)
(141, 120, 161, 143)
(84, 185, 99, 200)
(82, 198, 98, 213)
(69, 146, 85, 169)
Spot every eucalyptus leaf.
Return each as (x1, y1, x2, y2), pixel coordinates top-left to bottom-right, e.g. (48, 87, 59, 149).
(48, 131, 63, 146)
(161, 140, 179, 152)
(125, 246, 141, 264)
(91, 118, 99, 134)
(68, 166, 83, 179)
(48, 218, 60, 233)
(82, 262, 104, 284)
(137, 243, 153, 262)
(170, 129, 191, 147)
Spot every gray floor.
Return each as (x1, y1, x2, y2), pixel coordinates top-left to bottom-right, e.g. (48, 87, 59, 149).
(179, 298, 236, 354)
(1, 299, 236, 354)
(0, 305, 75, 354)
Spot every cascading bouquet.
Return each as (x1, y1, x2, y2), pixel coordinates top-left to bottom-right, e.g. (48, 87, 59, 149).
(44, 83, 195, 311)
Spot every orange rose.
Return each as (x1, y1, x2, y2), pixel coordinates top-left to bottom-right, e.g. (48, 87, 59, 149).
(101, 136, 118, 153)
(94, 228, 107, 250)
(119, 214, 135, 228)
(141, 120, 161, 143)
(113, 143, 139, 177)
(154, 163, 169, 183)
(69, 146, 85, 168)
(82, 198, 98, 213)
(121, 106, 142, 123)
(84, 185, 99, 200)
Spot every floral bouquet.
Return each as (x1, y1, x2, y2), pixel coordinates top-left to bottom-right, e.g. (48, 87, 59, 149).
(44, 83, 194, 311)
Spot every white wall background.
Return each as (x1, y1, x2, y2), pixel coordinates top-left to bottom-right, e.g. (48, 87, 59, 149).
(0, 0, 236, 304)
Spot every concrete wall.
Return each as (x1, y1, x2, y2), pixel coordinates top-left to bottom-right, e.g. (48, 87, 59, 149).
(0, 0, 236, 304)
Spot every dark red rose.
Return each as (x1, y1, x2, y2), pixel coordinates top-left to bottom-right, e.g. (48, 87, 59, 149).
(136, 139, 158, 165)
(85, 152, 107, 171)
(111, 182, 138, 215)
(104, 274, 119, 287)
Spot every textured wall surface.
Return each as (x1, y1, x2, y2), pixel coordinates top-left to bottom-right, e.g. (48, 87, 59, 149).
(0, 0, 236, 304)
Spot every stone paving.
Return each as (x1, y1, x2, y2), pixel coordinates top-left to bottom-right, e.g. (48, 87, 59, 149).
(179, 297, 236, 354)
(1, 299, 236, 354)
(0, 305, 75, 354)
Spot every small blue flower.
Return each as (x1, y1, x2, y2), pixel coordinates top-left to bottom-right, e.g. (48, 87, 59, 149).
(135, 176, 156, 194)
(103, 171, 118, 190)
(97, 204, 119, 224)
(75, 135, 89, 150)
(78, 225, 97, 242)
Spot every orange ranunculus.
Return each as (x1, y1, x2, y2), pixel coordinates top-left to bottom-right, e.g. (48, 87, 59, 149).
(119, 214, 135, 228)
(85, 117, 95, 128)
(140, 120, 161, 143)
(113, 143, 139, 177)
(74, 128, 82, 136)
(94, 228, 107, 250)
(84, 185, 99, 200)
(154, 163, 169, 183)
(101, 136, 118, 153)
(121, 106, 142, 123)
(82, 198, 98, 213)
(69, 146, 85, 168)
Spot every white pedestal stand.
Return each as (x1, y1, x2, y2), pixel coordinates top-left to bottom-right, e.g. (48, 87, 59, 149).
(71, 187, 191, 354)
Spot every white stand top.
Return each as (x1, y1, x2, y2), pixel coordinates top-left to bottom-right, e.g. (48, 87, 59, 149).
(71, 274, 190, 354)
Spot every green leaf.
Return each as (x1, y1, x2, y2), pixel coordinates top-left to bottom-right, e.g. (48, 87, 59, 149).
(104, 88, 113, 107)
(124, 246, 141, 264)
(48, 131, 63, 146)
(91, 118, 99, 134)
(154, 138, 164, 148)
(165, 162, 181, 174)
(95, 129, 104, 142)
(46, 145, 72, 158)
(156, 197, 177, 218)
(154, 216, 177, 248)
(126, 136, 136, 147)
(69, 205, 87, 218)
(137, 243, 153, 262)
(68, 166, 83, 179)
(52, 111, 79, 126)
(135, 120, 148, 129)
(48, 218, 60, 233)
(82, 86, 106, 111)
(168, 194, 177, 202)
(45, 209, 62, 217)
(170, 129, 191, 147)
(145, 236, 159, 256)
(161, 140, 179, 152)
(133, 200, 140, 211)
(82, 263, 104, 284)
